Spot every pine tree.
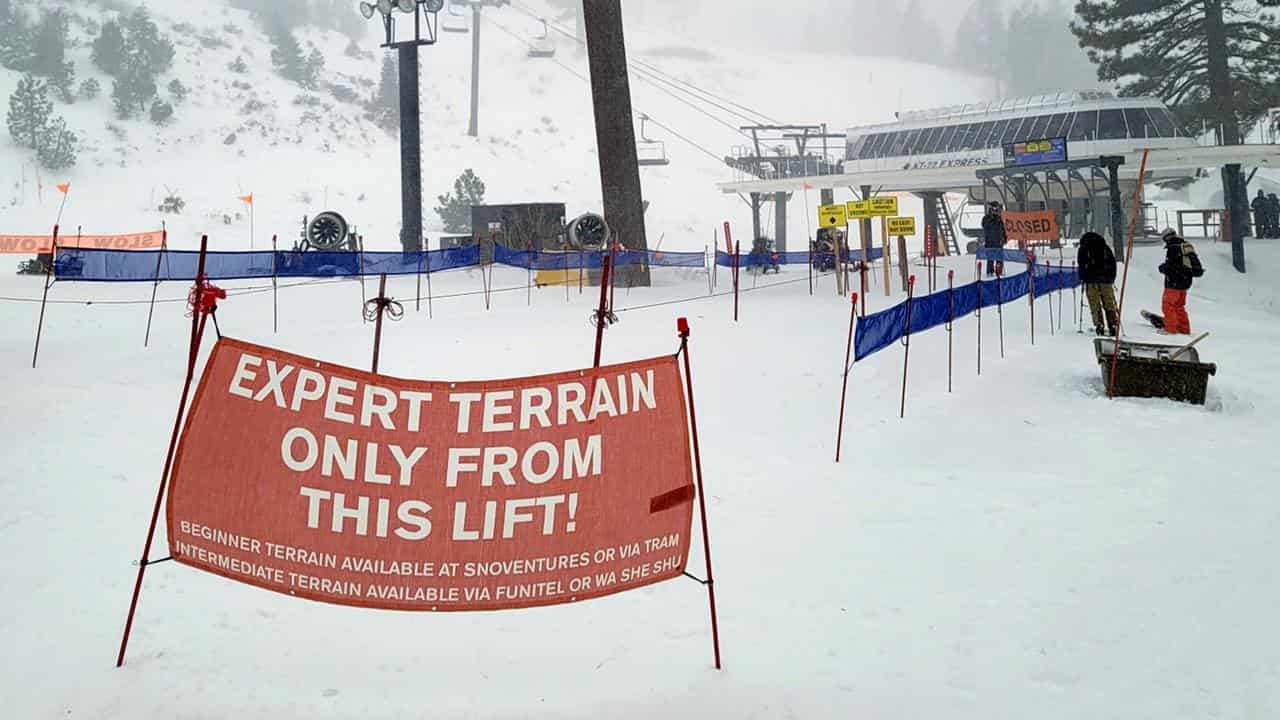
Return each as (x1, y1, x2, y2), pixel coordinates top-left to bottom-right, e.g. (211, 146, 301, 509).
(369, 53, 399, 131)
(125, 7, 174, 77)
(1004, 2, 1098, 97)
(953, 0, 1008, 96)
(36, 116, 76, 170)
(167, 78, 187, 104)
(0, 0, 31, 71)
(30, 10, 74, 101)
(1072, 0, 1280, 272)
(92, 19, 126, 75)
(435, 170, 487, 233)
(111, 51, 158, 119)
(7, 75, 52, 149)
(303, 48, 325, 90)
(269, 17, 308, 85)
(149, 98, 174, 125)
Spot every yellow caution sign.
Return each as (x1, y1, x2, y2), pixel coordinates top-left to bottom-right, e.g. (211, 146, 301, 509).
(887, 216, 916, 236)
(846, 200, 874, 220)
(869, 197, 899, 216)
(818, 204, 847, 229)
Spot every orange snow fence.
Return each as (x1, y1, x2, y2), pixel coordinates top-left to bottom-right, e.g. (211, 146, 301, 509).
(166, 337, 696, 611)
(0, 230, 164, 253)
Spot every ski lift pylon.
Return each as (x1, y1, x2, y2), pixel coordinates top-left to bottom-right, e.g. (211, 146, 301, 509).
(442, 0, 468, 33)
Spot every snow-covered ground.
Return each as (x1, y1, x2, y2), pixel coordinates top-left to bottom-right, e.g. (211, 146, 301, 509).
(4, 2, 1280, 718)
(2, 237, 1278, 718)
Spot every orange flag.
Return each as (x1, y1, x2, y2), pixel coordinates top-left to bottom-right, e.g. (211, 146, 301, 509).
(56, 183, 70, 194)
(803, 182, 814, 190)
(238, 193, 254, 205)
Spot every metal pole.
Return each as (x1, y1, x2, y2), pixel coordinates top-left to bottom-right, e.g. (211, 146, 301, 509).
(271, 235, 279, 333)
(117, 235, 211, 668)
(996, 265, 1005, 359)
(732, 241, 740, 322)
(976, 262, 983, 376)
(1046, 261, 1054, 336)
(143, 227, 167, 348)
(592, 255, 612, 368)
(31, 225, 59, 369)
(835, 292, 859, 462)
(468, 4, 481, 137)
(371, 273, 388, 373)
(399, 43, 423, 252)
(415, 246, 423, 313)
(676, 318, 722, 670)
(808, 242, 813, 296)
(900, 276, 916, 419)
(947, 270, 954, 393)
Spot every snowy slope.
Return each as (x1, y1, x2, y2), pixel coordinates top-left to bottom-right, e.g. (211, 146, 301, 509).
(1, 0, 989, 252)
(2, 238, 1280, 717)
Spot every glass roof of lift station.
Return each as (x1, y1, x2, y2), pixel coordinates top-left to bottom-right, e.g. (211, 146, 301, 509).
(845, 91, 1184, 161)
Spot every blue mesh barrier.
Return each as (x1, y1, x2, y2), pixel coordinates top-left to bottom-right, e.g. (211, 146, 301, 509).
(55, 245, 482, 282)
(976, 247, 1038, 264)
(853, 267, 1076, 362)
(716, 246, 885, 268)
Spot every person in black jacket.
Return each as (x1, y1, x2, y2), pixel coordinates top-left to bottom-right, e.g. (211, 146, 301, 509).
(1157, 228, 1204, 334)
(981, 201, 1007, 276)
(1268, 193, 1280, 238)
(1077, 231, 1118, 335)
(1253, 190, 1269, 238)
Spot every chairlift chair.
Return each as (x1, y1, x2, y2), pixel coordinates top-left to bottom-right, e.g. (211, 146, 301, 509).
(441, 1, 469, 33)
(636, 114, 670, 167)
(528, 19, 555, 58)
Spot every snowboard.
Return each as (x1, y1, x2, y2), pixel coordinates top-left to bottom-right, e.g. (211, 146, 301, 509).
(1140, 310, 1165, 330)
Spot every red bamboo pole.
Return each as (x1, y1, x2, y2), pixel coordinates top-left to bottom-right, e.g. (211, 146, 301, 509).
(677, 317, 722, 670)
(117, 235, 212, 668)
(900, 276, 916, 419)
(1058, 260, 1065, 332)
(31, 224, 59, 369)
(358, 235, 367, 321)
(835, 293, 859, 462)
(1109, 149, 1152, 398)
(592, 255, 612, 368)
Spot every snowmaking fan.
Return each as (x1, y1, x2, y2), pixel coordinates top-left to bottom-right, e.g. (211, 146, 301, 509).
(566, 212, 610, 251)
(305, 211, 353, 251)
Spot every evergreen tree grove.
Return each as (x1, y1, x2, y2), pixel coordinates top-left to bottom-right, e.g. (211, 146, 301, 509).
(7, 75, 52, 149)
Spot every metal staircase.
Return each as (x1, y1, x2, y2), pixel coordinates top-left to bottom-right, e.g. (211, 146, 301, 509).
(934, 195, 961, 255)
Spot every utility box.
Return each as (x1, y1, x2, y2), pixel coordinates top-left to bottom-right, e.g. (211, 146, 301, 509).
(1093, 339, 1217, 405)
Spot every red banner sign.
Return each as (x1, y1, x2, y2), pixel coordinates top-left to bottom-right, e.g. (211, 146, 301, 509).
(1002, 210, 1061, 245)
(167, 338, 695, 611)
(0, 230, 164, 254)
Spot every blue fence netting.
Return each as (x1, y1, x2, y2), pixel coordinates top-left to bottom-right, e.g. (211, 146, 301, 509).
(53, 244, 484, 283)
(853, 266, 1079, 362)
(975, 247, 1041, 264)
(491, 245, 706, 270)
(715, 246, 885, 268)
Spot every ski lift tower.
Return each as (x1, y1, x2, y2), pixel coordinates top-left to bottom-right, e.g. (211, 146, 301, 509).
(358, 0, 444, 252)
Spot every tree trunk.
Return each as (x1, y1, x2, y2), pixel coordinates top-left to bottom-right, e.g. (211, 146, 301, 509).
(1205, 0, 1246, 271)
(582, 0, 649, 286)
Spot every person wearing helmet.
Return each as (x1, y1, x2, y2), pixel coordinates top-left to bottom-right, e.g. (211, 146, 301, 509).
(981, 201, 1007, 276)
(1156, 228, 1204, 334)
